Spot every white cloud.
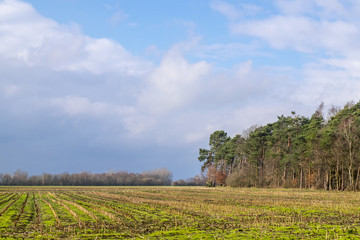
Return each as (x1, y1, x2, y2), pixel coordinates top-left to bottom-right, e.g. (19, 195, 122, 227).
(0, 0, 151, 76)
(122, 115, 155, 138)
(321, 57, 360, 77)
(185, 131, 207, 143)
(50, 95, 134, 117)
(211, 0, 360, 115)
(190, 41, 266, 61)
(73, 38, 150, 75)
(276, 0, 347, 19)
(145, 45, 163, 57)
(292, 60, 360, 107)
(233, 60, 252, 77)
(138, 47, 211, 115)
(110, 10, 128, 25)
(210, 1, 241, 20)
(106, 2, 136, 27)
(4, 0, 360, 178)
(51, 96, 107, 116)
(275, 0, 313, 15)
(0, 0, 57, 56)
(231, 16, 359, 53)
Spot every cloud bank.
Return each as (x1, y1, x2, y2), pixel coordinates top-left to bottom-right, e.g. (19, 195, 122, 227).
(1, 0, 360, 178)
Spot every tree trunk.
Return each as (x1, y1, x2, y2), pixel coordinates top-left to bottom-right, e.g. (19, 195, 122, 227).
(324, 170, 328, 190)
(299, 166, 303, 189)
(342, 161, 344, 190)
(308, 164, 311, 189)
(282, 165, 286, 187)
(348, 137, 353, 190)
(349, 166, 353, 190)
(355, 166, 360, 191)
(336, 158, 339, 191)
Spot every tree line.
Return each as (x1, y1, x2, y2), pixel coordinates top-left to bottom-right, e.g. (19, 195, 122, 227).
(171, 174, 207, 186)
(0, 168, 173, 186)
(199, 101, 360, 190)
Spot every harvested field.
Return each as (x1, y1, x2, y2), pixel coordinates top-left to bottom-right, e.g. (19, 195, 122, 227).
(0, 186, 359, 239)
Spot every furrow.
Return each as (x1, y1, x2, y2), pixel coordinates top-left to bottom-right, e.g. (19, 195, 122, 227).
(33, 193, 42, 230)
(0, 193, 16, 206)
(0, 193, 22, 217)
(47, 192, 82, 227)
(63, 192, 132, 229)
(56, 193, 98, 222)
(38, 194, 61, 228)
(14, 193, 29, 227)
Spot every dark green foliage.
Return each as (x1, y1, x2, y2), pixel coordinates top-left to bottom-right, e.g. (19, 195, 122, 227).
(200, 101, 360, 190)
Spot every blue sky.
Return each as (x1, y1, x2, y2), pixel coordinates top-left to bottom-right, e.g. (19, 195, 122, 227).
(1, 0, 360, 179)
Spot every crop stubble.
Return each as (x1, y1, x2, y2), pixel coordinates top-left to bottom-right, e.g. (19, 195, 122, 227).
(0, 187, 359, 239)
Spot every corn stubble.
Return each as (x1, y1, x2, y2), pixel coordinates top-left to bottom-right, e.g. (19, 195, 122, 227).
(0, 186, 358, 239)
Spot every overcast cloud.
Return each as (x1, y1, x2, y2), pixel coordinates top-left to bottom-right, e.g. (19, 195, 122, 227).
(1, 0, 359, 179)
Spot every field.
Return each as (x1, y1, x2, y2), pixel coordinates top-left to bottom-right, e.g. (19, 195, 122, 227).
(0, 187, 359, 239)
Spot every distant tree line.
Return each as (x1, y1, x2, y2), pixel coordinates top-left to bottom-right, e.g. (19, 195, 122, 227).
(199, 101, 360, 190)
(0, 168, 172, 186)
(171, 174, 207, 186)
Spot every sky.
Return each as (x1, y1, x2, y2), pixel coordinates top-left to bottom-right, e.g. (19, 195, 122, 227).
(1, 0, 360, 179)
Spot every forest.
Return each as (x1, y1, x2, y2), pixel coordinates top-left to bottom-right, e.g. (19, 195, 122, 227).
(199, 101, 360, 190)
